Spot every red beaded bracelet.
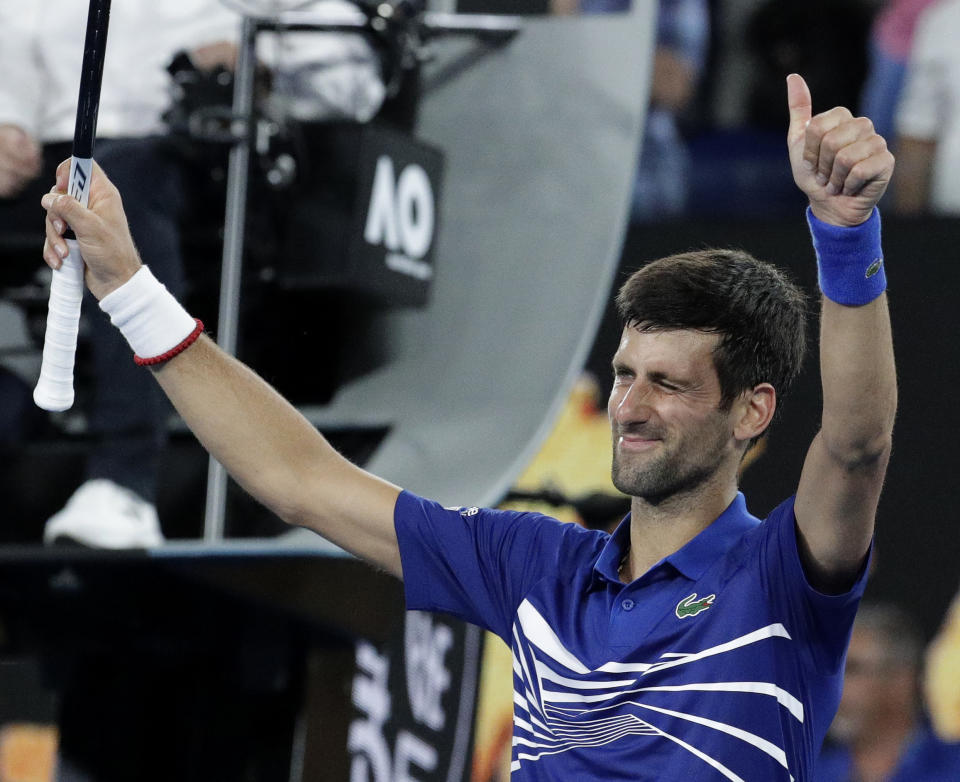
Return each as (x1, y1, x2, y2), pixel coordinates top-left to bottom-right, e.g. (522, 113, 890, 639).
(134, 318, 205, 366)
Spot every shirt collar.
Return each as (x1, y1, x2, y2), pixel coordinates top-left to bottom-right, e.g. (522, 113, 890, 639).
(594, 513, 633, 585)
(593, 492, 760, 585)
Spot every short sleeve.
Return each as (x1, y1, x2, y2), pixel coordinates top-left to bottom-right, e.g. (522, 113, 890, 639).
(394, 491, 598, 642)
(758, 496, 872, 675)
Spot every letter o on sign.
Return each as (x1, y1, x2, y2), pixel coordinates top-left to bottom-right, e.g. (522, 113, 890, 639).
(396, 164, 435, 260)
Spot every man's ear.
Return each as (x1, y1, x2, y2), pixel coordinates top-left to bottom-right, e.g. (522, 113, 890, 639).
(734, 383, 777, 443)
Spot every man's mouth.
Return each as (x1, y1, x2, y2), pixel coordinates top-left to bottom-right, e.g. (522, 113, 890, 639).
(617, 433, 662, 452)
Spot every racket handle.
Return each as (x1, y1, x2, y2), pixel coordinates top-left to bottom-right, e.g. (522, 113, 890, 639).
(33, 239, 84, 412)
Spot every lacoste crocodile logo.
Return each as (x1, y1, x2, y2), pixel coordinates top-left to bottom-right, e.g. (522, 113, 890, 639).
(676, 593, 715, 619)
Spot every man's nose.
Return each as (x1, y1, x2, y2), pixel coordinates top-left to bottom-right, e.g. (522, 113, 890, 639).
(612, 378, 653, 423)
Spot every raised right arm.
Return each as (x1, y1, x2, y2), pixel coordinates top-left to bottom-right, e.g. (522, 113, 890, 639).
(41, 160, 404, 576)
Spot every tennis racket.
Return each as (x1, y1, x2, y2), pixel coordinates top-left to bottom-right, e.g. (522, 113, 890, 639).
(34, 0, 112, 412)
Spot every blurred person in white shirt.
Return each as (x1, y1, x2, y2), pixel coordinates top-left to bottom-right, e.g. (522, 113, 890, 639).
(893, 0, 960, 215)
(0, 0, 383, 547)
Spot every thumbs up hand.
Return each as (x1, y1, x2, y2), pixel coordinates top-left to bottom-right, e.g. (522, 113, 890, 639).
(786, 73, 895, 227)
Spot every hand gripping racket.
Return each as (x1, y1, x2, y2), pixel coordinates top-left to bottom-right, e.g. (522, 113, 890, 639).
(34, 0, 112, 411)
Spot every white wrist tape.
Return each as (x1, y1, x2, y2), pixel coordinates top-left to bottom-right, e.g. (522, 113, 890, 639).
(99, 266, 195, 359)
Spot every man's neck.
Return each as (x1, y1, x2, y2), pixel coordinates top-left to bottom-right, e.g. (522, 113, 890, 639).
(621, 475, 738, 583)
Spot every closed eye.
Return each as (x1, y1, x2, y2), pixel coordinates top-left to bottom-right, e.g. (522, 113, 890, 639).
(649, 372, 683, 392)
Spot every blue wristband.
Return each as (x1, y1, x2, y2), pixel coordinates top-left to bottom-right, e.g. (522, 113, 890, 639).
(806, 206, 887, 306)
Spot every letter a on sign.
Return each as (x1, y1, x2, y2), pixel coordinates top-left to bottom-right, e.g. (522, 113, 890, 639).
(364, 155, 436, 260)
(365, 156, 401, 251)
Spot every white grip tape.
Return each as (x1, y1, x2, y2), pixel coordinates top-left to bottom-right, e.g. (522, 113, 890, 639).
(33, 239, 84, 412)
(99, 265, 195, 359)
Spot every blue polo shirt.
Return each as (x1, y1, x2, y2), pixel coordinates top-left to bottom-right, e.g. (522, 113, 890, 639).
(395, 491, 869, 781)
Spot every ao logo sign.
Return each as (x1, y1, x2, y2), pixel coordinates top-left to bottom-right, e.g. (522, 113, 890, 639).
(363, 155, 435, 281)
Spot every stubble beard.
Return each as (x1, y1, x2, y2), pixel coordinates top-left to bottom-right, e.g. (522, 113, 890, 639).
(611, 423, 730, 503)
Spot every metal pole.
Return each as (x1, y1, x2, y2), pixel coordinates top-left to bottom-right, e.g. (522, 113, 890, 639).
(203, 15, 257, 542)
(200, 9, 518, 542)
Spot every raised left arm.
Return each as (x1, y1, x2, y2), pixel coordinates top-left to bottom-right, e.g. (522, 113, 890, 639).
(786, 74, 897, 592)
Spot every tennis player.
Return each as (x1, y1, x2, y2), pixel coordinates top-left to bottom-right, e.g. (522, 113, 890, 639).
(40, 73, 895, 780)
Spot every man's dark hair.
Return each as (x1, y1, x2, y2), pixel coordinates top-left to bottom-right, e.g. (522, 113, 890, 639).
(615, 249, 808, 411)
(853, 602, 925, 671)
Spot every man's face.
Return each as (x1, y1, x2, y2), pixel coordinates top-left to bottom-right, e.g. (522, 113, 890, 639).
(830, 626, 917, 742)
(608, 327, 738, 501)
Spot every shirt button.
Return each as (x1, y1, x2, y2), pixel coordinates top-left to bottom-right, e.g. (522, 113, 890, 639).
(621, 599, 635, 611)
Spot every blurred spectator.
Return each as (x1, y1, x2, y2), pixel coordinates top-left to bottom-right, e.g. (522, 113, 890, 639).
(0, 1, 383, 547)
(860, 0, 938, 141)
(630, 0, 709, 221)
(815, 602, 960, 781)
(677, 0, 874, 219)
(553, 0, 710, 221)
(925, 588, 960, 742)
(892, 0, 960, 215)
(744, 0, 873, 130)
(0, 1, 237, 548)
